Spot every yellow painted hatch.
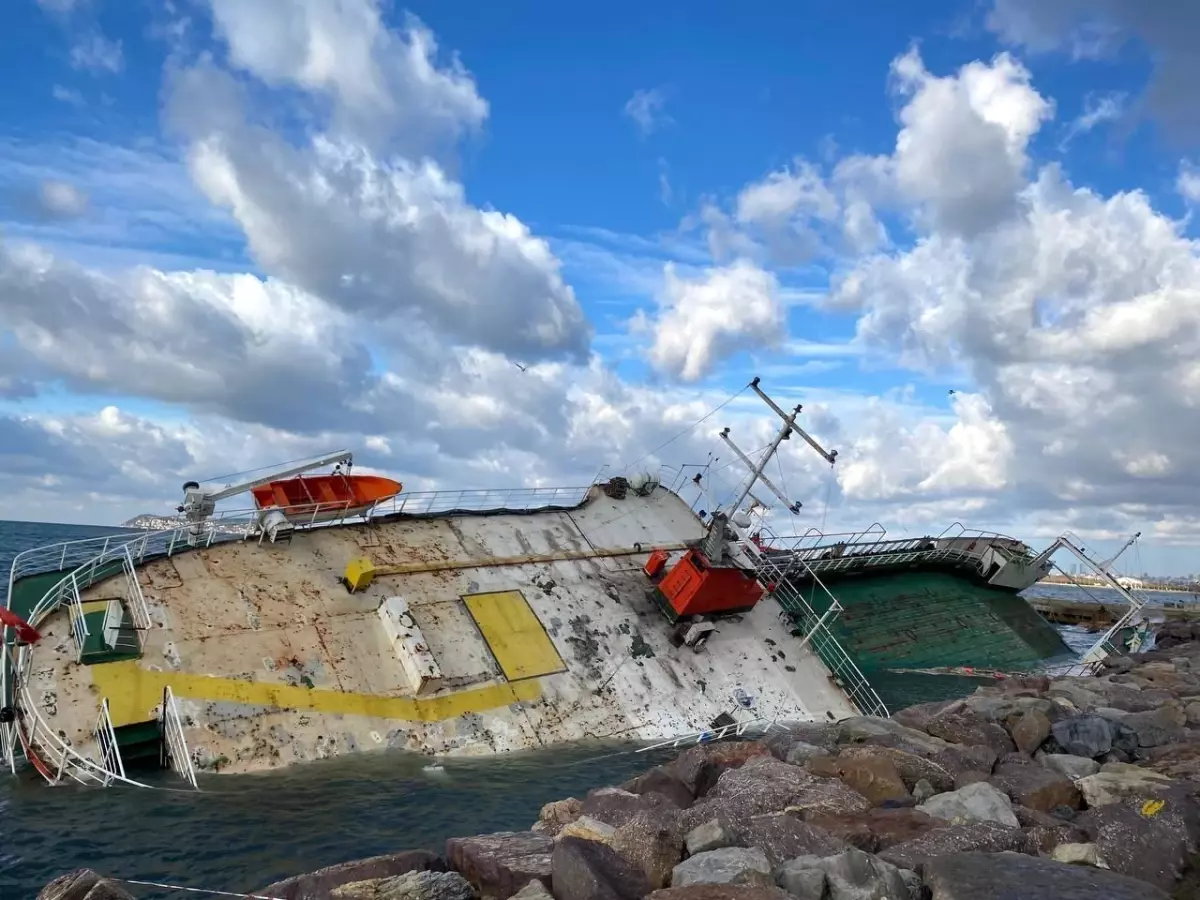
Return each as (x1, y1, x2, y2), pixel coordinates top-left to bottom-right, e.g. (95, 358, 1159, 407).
(462, 590, 566, 681)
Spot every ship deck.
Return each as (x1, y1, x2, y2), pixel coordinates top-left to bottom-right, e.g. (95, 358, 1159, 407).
(23, 486, 857, 776)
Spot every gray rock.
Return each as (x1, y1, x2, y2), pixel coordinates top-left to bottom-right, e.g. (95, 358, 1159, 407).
(1010, 710, 1051, 755)
(785, 742, 825, 766)
(263, 850, 445, 900)
(837, 716, 954, 757)
(551, 836, 650, 900)
(912, 778, 936, 804)
(671, 847, 772, 888)
(922, 850, 1168, 899)
(1049, 715, 1113, 758)
(879, 822, 1035, 870)
(773, 857, 827, 899)
(1118, 706, 1185, 748)
(626, 767, 694, 809)
(917, 781, 1019, 828)
(510, 882, 553, 900)
(1039, 754, 1099, 781)
(988, 762, 1082, 813)
(778, 847, 919, 900)
(645, 885, 794, 900)
(926, 708, 1016, 756)
(1074, 764, 1175, 806)
(684, 819, 736, 856)
(330, 870, 475, 900)
(1074, 802, 1191, 891)
(446, 832, 552, 900)
(732, 813, 848, 866)
(1186, 701, 1200, 726)
(581, 788, 679, 828)
(36, 871, 135, 900)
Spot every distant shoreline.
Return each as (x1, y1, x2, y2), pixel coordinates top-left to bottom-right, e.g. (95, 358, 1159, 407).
(1036, 580, 1196, 595)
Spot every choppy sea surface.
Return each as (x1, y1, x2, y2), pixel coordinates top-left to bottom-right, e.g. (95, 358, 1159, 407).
(0, 519, 1185, 898)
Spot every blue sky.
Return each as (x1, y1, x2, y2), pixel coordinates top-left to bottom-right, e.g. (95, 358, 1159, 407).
(3, 0, 1200, 575)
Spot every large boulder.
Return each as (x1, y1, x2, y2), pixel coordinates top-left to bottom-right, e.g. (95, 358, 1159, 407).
(624, 767, 694, 810)
(532, 799, 582, 836)
(683, 819, 736, 856)
(1118, 706, 1186, 748)
(666, 741, 771, 797)
(878, 822, 1035, 870)
(1074, 764, 1176, 807)
(802, 808, 939, 853)
(924, 707, 1016, 756)
(330, 870, 474, 900)
(670, 847, 772, 888)
(645, 886, 793, 900)
(550, 836, 649, 900)
(446, 832, 553, 900)
(611, 810, 684, 890)
(1049, 715, 1114, 758)
(730, 813, 847, 866)
(917, 782, 1019, 828)
(1074, 803, 1191, 893)
(1038, 754, 1099, 781)
(580, 789, 679, 829)
(262, 851, 446, 900)
(37, 871, 135, 900)
(988, 762, 1082, 813)
(838, 745, 957, 793)
(1147, 741, 1200, 781)
(921, 850, 1169, 900)
(775, 848, 921, 900)
(834, 752, 912, 806)
(1009, 710, 1052, 755)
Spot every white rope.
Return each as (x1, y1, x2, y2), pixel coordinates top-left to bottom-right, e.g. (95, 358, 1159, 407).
(118, 878, 284, 899)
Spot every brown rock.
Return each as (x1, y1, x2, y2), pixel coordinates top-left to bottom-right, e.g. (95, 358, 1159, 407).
(262, 851, 445, 900)
(550, 836, 649, 900)
(878, 822, 1036, 870)
(580, 789, 679, 829)
(926, 708, 1017, 756)
(624, 767, 693, 809)
(646, 886, 793, 900)
(891, 699, 959, 732)
(666, 741, 770, 797)
(532, 798, 582, 836)
(37, 871, 135, 900)
(953, 770, 990, 790)
(446, 832, 553, 900)
(610, 811, 683, 890)
(1010, 710, 1052, 755)
(837, 743, 956, 792)
(834, 752, 911, 806)
(729, 812, 847, 866)
(804, 755, 842, 779)
(1146, 742, 1200, 781)
(989, 762, 1082, 812)
(803, 807, 939, 852)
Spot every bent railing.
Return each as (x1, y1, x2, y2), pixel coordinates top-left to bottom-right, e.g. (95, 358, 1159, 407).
(160, 687, 198, 789)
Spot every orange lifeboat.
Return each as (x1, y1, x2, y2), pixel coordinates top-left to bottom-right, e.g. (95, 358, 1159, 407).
(251, 474, 402, 523)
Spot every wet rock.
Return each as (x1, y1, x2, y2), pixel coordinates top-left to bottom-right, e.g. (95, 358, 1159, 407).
(330, 870, 475, 900)
(550, 837, 649, 900)
(666, 741, 771, 797)
(1050, 842, 1104, 866)
(533, 799, 582, 836)
(921, 850, 1168, 900)
(731, 812, 847, 866)
(36, 870, 136, 900)
(1075, 765, 1176, 807)
(684, 819, 736, 856)
(912, 779, 936, 804)
(1039, 754, 1099, 781)
(835, 751, 912, 806)
(646, 885, 793, 900)
(802, 808, 939, 853)
(1049, 715, 1113, 758)
(1009, 710, 1051, 755)
(1074, 803, 1190, 892)
(925, 708, 1016, 756)
(670, 847, 772, 888)
(446, 832, 552, 900)
(784, 742, 825, 766)
(263, 850, 445, 900)
(611, 810, 684, 889)
(580, 789, 678, 829)
(879, 822, 1035, 870)
(988, 762, 1082, 813)
(776, 847, 920, 900)
(917, 781, 1019, 828)
(625, 767, 694, 810)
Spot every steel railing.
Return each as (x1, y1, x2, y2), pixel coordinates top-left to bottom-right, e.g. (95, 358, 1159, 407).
(93, 699, 126, 787)
(636, 715, 783, 753)
(160, 686, 198, 789)
(3, 482, 598, 786)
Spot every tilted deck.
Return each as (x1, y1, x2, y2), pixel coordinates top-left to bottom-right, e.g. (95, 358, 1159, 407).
(9, 486, 861, 781)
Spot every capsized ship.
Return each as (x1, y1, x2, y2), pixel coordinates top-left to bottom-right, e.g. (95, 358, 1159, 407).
(0, 379, 1138, 789)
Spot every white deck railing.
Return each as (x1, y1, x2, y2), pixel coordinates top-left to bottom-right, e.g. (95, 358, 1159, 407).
(93, 699, 126, 787)
(2, 483, 596, 787)
(160, 687, 198, 789)
(636, 715, 782, 753)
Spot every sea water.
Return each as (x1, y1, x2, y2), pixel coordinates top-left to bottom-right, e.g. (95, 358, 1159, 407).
(0, 519, 1163, 898)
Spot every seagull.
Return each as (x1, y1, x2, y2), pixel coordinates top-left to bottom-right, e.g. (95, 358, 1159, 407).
(512, 361, 527, 372)
(948, 389, 957, 395)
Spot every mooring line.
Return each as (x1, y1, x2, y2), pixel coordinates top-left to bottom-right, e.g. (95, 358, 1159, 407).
(118, 878, 283, 899)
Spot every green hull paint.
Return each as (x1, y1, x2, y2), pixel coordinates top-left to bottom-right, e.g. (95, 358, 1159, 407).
(792, 570, 1072, 672)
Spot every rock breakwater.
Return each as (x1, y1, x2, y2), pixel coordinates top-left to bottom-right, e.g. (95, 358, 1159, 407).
(41, 627, 1200, 900)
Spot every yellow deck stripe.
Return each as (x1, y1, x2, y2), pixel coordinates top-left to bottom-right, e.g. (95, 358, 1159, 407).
(91, 661, 541, 727)
(463, 590, 566, 681)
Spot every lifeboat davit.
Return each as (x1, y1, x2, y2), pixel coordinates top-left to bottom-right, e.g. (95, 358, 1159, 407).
(251, 474, 402, 524)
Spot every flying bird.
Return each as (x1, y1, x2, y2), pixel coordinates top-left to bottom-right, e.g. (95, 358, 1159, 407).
(948, 389, 957, 395)
(512, 361, 527, 372)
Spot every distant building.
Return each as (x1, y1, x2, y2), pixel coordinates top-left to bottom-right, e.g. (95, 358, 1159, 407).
(1117, 576, 1145, 589)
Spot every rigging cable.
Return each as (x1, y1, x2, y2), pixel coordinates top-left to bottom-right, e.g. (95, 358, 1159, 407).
(619, 384, 749, 473)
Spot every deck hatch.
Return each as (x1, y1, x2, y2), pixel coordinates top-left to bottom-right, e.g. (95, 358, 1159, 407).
(462, 590, 566, 682)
